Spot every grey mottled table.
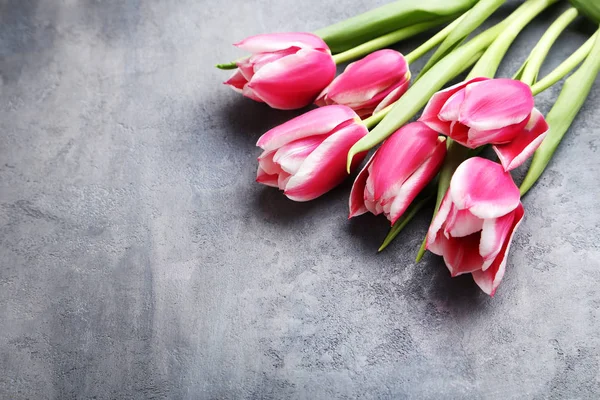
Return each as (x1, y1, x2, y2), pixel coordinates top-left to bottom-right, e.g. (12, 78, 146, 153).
(1, 0, 599, 399)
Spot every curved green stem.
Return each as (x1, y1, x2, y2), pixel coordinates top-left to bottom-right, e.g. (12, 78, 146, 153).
(331, 19, 452, 65)
(469, 0, 559, 78)
(419, 0, 506, 78)
(405, 13, 467, 64)
(520, 26, 600, 196)
(516, 7, 579, 86)
(379, 194, 433, 252)
(531, 31, 598, 95)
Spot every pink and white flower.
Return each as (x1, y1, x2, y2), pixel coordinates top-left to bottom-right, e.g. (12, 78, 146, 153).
(224, 32, 336, 110)
(420, 77, 549, 171)
(315, 50, 411, 118)
(426, 157, 525, 296)
(349, 122, 446, 225)
(256, 105, 368, 201)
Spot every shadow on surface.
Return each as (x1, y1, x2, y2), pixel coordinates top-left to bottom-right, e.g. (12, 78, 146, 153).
(215, 96, 309, 148)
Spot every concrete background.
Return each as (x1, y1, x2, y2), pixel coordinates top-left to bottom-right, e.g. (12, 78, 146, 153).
(1, 0, 599, 398)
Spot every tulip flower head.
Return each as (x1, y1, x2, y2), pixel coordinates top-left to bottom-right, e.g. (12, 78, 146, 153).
(315, 49, 411, 118)
(426, 157, 525, 296)
(349, 122, 446, 225)
(256, 105, 368, 201)
(420, 77, 549, 171)
(225, 33, 336, 110)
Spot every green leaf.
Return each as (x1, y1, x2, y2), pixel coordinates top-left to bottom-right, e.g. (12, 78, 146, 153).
(315, 0, 478, 54)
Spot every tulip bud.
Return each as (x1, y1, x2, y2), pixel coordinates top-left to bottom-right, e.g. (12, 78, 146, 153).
(420, 77, 549, 171)
(315, 50, 411, 118)
(256, 105, 368, 201)
(224, 33, 336, 110)
(349, 122, 446, 225)
(426, 157, 524, 296)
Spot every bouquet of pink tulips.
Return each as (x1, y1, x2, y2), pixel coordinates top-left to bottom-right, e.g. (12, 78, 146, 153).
(217, 0, 600, 296)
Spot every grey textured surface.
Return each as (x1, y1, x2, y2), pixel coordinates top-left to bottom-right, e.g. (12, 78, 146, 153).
(1, 0, 599, 399)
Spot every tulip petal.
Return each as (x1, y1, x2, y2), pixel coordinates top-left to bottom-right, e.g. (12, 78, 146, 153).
(284, 123, 368, 201)
(349, 152, 376, 218)
(442, 233, 486, 277)
(236, 57, 257, 81)
(242, 84, 264, 102)
(325, 50, 409, 107)
(369, 122, 441, 203)
(224, 70, 248, 93)
(272, 135, 324, 175)
(256, 167, 279, 188)
(386, 137, 446, 225)
(257, 150, 280, 175)
(493, 108, 549, 171)
(444, 208, 483, 238)
(372, 79, 411, 115)
(479, 211, 515, 270)
(466, 117, 529, 148)
(235, 32, 329, 54)
(426, 192, 454, 255)
(472, 203, 524, 296)
(420, 77, 488, 134)
(256, 105, 357, 151)
(448, 121, 470, 147)
(459, 79, 533, 131)
(438, 88, 465, 122)
(277, 171, 292, 190)
(248, 48, 336, 109)
(450, 157, 520, 219)
(249, 49, 296, 73)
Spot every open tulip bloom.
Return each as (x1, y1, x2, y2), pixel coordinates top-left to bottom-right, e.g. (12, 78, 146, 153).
(426, 157, 524, 296)
(349, 122, 446, 225)
(222, 0, 600, 298)
(315, 50, 411, 118)
(256, 105, 368, 201)
(224, 33, 336, 110)
(420, 77, 549, 171)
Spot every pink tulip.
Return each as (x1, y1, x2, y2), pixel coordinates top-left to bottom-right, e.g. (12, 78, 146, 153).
(349, 122, 446, 225)
(420, 77, 549, 171)
(224, 32, 336, 110)
(315, 50, 411, 118)
(426, 157, 525, 296)
(256, 105, 368, 201)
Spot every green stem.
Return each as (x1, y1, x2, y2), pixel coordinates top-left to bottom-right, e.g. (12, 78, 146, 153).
(345, 0, 549, 171)
(405, 14, 467, 64)
(316, 0, 478, 54)
(415, 142, 470, 262)
(331, 19, 453, 65)
(419, 0, 507, 78)
(469, 0, 559, 78)
(520, 26, 600, 196)
(346, 24, 502, 171)
(516, 8, 579, 86)
(531, 31, 598, 95)
(379, 194, 433, 252)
